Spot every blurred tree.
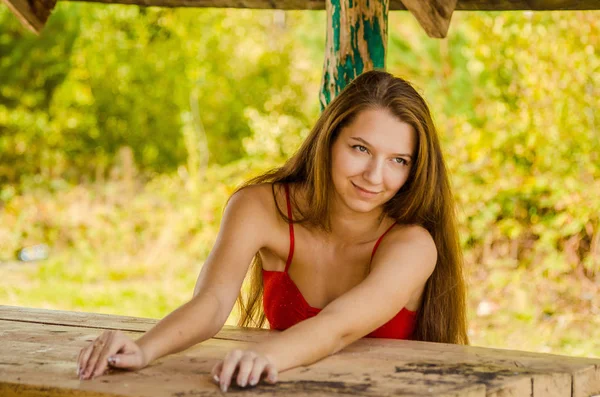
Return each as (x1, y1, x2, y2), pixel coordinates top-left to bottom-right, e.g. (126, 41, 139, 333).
(0, 6, 317, 185)
(0, 6, 80, 184)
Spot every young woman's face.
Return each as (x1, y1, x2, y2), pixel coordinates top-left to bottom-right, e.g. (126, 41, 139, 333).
(331, 107, 416, 214)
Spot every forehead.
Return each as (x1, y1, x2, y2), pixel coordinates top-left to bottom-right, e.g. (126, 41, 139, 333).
(339, 108, 416, 153)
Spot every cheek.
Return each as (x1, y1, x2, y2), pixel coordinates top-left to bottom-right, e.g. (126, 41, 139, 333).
(332, 149, 361, 177)
(385, 168, 411, 191)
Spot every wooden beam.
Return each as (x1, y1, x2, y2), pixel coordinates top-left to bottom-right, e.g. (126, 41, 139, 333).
(2, 0, 57, 34)
(57, 0, 600, 11)
(1, 0, 43, 33)
(320, 0, 388, 108)
(401, 0, 457, 38)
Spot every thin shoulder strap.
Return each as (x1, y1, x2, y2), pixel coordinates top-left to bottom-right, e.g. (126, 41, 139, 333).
(370, 222, 396, 262)
(284, 184, 295, 273)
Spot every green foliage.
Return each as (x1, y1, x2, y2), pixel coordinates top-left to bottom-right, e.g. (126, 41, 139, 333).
(0, 7, 80, 183)
(0, 6, 317, 185)
(1, 8, 599, 357)
(386, 11, 600, 356)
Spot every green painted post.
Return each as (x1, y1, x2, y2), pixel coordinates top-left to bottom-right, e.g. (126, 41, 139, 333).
(320, 0, 389, 109)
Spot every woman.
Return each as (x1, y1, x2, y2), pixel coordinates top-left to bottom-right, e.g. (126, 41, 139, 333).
(76, 70, 468, 392)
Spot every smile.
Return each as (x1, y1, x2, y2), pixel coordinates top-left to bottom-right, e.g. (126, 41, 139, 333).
(351, 182, 380, 197)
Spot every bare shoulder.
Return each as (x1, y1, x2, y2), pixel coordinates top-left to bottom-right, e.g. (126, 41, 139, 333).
(229, 183, 273, 208)
(373, 223, 437, 275)
(390, 224, 436, 251)
(225, 183, 287, 237)
(228, 183, 277, 220)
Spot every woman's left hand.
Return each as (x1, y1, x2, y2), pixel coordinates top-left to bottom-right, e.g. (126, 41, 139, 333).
(211, 349, 278, 392)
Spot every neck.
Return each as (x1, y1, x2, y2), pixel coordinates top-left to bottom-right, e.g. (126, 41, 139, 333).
(327, 195, 390, 245)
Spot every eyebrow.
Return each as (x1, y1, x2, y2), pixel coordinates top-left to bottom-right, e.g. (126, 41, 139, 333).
(350, 137, 413, 159)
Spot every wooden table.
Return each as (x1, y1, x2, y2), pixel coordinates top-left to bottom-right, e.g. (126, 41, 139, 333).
(1, 305, 599, 396)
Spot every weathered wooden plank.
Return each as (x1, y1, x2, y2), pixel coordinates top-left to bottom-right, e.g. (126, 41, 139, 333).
(1, 0, 57, 33)
(531, 372, 573, 397)
(1, 0, 43, 33)
(573, 364, 600, 397)
(345, 338, 600, 395)
(0, 319, 550, 394)
(0, 322, 490, 396)
(0, 306, 596, 358)
(0, 305, 156, 332)
(0, 319, 547, 396)
(55, 0, 600, 10)
(0, 318, 588, 397)
(0, 305, 274, 342)
(2, 306, 599, 371)
(401, 0, 457, 38)
(3, 306, 599, 396)
(484, 376, 531, 396)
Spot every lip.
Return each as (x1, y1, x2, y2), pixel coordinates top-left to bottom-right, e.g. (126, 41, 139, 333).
(351, 182, 380, 197)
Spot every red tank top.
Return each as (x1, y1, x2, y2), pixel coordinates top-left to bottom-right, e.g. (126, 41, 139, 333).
(262, 184, 417, 339)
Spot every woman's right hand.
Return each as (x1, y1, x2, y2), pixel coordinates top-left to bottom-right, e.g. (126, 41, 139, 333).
(77, 330, 149, 380)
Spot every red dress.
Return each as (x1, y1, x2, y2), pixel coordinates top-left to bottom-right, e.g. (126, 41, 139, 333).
(262, 184, 417, 339)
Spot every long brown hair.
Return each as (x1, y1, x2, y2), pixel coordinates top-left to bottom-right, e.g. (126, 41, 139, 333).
(234, 70, 468, 345)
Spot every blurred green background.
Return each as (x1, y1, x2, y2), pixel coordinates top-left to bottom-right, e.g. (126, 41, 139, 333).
(0, 6, 598, 358)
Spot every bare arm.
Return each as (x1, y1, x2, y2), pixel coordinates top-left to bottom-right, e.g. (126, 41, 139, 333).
(256, 225, 437, 371)
(78, 186, 274, 379)
(212, 225, 437, 391)
(134, 291, 222, 364)
(137, 187, 273, 362)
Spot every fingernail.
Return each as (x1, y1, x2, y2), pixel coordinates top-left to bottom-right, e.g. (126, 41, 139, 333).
(239, 380, 246, 387)
(249, 377, 257, 386)
(221, 383, 227, 393)
(213, 374, 219, 383)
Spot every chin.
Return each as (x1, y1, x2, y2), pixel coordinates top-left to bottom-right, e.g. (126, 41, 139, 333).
(344, 195, 383, 214)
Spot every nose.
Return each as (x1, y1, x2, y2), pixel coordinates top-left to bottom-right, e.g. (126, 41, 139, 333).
(362, 158, 384, 186)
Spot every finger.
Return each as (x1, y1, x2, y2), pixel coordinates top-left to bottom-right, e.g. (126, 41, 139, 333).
(264, 363, 278, 384)
(235, 354, 257, 388)
(90, 331, 118, 378)
(107, 351, 144, 370)
(86, 331, 114, 379)
(219, 349, 243, 393)
(82, 332, 111, 379)
(78, 343, 96, 379)
(247, 357, 268, 386)
(76, 347, 92, 377)
(211, 361, 223, 384)
(76, 349, 84, 376)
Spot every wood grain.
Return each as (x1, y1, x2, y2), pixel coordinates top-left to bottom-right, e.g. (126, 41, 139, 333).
(1, 0, 56, 33)
(401, 0, 457, 38)
(1, 0, 44, 33)
(1, 305, 599, 396)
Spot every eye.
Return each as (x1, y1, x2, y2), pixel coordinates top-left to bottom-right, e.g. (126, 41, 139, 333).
(352, 145, 369, 153)
(394, 157, 408, 165)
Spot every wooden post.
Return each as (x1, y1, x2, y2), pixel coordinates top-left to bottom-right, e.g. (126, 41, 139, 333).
(319, 0, 389, 109)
